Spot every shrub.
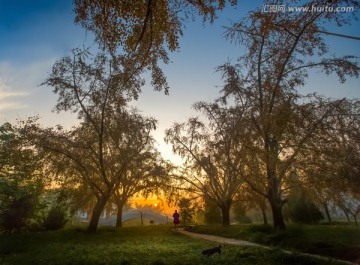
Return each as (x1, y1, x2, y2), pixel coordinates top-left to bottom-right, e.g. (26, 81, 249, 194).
(0, 194, 36, 232)
(204, 199, 222, 224)
(178, 198, 195, 225)
(233, 203, 252, 224)
(43, 207, 68, 230)
(284, 198, 324, 224)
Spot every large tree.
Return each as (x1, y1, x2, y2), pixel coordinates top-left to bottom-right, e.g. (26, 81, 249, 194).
(165, 102, 247, 226)
(39, 48, 158, 232)
(218, 0, 359, 229)
(308, 99, 360, 224)
(0, 121, 46, 232)
(112, 149, 169, 227)
(73, 0, 238, 95)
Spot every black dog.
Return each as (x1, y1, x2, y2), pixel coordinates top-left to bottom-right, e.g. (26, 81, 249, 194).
(201, 245, 222, 257)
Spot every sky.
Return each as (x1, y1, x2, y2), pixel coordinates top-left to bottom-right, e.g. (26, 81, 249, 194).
(1, 0, 360, 165)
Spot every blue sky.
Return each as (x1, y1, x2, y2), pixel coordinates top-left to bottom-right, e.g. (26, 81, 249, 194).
(0, 0, 359, 163)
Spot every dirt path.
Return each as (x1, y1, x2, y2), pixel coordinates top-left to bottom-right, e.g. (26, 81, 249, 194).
(176, 227, 268, 248)
(174, 228, 357, 265)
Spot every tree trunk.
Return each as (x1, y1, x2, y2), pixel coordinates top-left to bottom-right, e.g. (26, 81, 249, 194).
(87, 194, 110, 233)
(323, 202, 332, 223)
(261, 205, 268, 225)
(116, 207, 123, 227)
(266, 179, 286, 229)
(265, 138, 285, 229)
(115, 199, 126, 228)
(343, 210, 351, 222)
(353, 215, 358, 227)
(356, 207, 360, 227)
(269, 200, 285, 229)
(268, 192, 286, 230)
(220, 200, 232, 226)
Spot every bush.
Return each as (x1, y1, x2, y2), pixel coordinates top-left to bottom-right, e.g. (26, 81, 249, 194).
(43, 207, 68, 230)
(233, 203, 252, 224)
(204, 200, 222, 224)
(284, 198, 324, 224)
(178, 198, 195, 225)
(0, 194, 36, 232)
(236, 214, 252, 224)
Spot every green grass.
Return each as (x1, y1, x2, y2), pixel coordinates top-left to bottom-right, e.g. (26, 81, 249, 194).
(187, 223, 360, 263)
(0, 225, 349, 265)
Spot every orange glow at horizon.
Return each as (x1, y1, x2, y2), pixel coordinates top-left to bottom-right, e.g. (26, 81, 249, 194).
(128, 195, 177, 215)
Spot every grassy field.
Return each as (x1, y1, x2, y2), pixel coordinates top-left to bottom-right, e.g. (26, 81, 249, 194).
(0, 225, 356, 265)
(187, 223, 360, 264)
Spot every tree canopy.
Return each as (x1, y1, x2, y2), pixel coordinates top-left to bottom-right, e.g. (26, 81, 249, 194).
(73, 0, 238, 94)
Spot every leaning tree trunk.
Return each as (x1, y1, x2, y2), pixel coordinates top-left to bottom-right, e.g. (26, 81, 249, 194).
(87, 193, 111, 233)
(354, 214, 358, 227)
(323, 202, 332, 223)
(343, 210, 351, 222)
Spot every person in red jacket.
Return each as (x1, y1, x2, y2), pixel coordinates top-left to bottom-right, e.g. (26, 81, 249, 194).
(173, 210, 180, 229)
